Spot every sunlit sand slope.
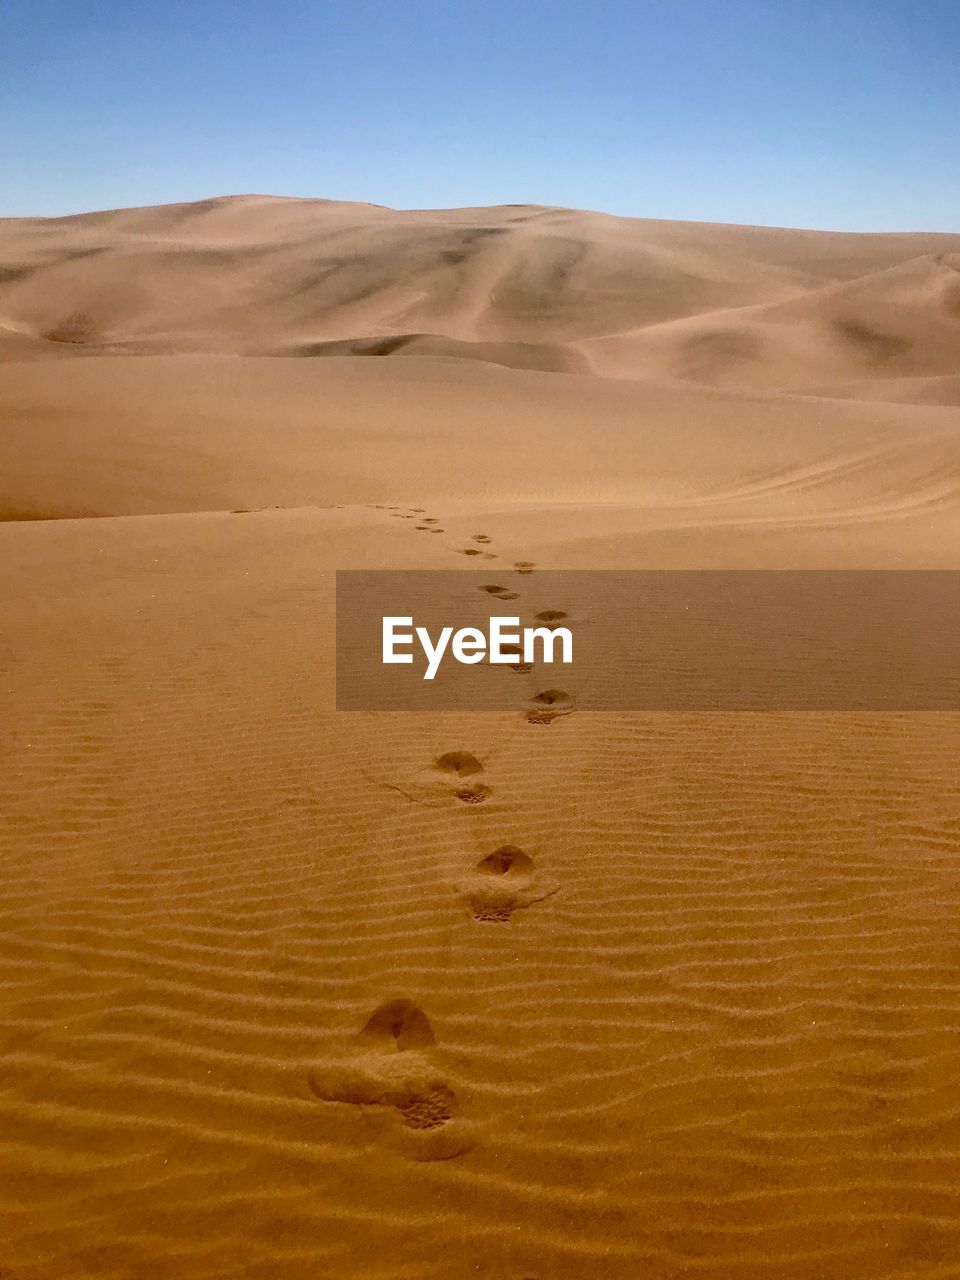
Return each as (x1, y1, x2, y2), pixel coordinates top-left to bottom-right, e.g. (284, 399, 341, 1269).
(3, 508, 960, 1280)
(2, 355, 960, 529)
(3, 197, 960, 1280)
(2, 195, 959, 398)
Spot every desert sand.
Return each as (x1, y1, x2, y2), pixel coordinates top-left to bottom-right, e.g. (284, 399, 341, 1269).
(2, 196, 960, 1279)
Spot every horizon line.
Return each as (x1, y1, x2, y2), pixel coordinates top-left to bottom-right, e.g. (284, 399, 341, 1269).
(3, 192, 960, 239)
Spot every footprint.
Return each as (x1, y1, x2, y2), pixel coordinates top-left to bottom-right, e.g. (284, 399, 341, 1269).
(531, 689, 572, 706)
(361, 998, 436, 1052)
(459, 548, 483, 556)
(497, 642, 533, 675)
(456, 785, 492, 804)
(479, 584, 519, 601)
(457, 845, 559, 923)
(525, 689, 573, 725)
(476, 845, 534, 876)
(534, 610, 568, 623)
(436, 750, 483, 776)
(396, 1085, 457, 1130)
(435, 752, 492, 804)
(514, 561, 535, 575)
(391, 751, 494, 807)
(309, 1000, 474, 1159)
(472, 534, 492, 544)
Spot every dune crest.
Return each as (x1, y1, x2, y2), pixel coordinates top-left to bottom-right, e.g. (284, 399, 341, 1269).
(2, 195, 960, 397)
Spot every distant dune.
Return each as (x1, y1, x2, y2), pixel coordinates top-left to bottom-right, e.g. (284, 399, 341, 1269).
(2, 194, 960, 397)
(2, 198, 960, 1280)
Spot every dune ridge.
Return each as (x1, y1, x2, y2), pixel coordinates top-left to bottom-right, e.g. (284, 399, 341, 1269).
(2, 195, 960, 399)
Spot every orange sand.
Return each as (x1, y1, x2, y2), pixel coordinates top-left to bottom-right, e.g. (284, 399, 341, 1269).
(2, 197, 960, 1279)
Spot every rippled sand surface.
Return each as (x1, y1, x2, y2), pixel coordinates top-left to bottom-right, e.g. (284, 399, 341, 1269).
(2, 197, 960, 1278)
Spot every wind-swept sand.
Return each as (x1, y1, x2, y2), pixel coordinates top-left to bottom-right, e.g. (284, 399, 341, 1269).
(2, 197, 960, 1279)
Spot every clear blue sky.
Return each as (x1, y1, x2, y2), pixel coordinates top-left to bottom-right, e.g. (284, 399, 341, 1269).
(2, 0, 958, 230)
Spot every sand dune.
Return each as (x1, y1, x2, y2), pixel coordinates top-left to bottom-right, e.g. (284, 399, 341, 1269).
(3, 195, 960, 394)
(2, 353, 960, 534)
(588, 252, 960, 390)
(2, 197, 960, 1279)
(809, 373, 960, 407)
